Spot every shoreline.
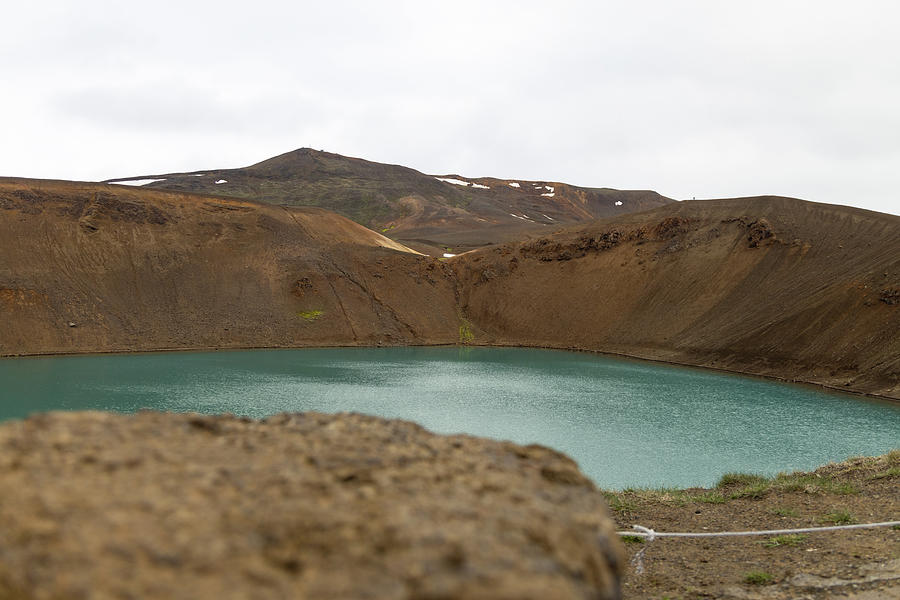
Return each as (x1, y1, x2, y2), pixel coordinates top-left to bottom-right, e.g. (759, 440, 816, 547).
(2, 340, 898, 404)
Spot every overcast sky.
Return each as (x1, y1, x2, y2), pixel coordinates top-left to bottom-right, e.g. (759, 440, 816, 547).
(2, 1, 898, 215)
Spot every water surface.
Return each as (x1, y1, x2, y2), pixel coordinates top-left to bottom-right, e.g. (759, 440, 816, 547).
(1, 347, 897, 488)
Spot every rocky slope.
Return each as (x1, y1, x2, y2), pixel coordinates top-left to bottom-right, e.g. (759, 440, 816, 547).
(105, 148, 673, 254)
(453, 196, 900, 399)
(1, 179, 897, 399)
(0, 177, 461, 355)
(0, 411, 623, 599)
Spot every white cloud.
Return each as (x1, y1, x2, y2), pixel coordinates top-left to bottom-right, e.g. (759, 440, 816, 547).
(0, 0, 897, 215)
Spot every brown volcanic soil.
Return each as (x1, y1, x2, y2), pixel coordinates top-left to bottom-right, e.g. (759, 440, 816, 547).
(607, 452, 900, 599)
(1, 179, 898, 400)
(453, 196, 900, 399)
(1, 178, 897, 598)
(105, 148, 673, 253)
(0, 411, 623, 599)
(0, 178, 462, 355)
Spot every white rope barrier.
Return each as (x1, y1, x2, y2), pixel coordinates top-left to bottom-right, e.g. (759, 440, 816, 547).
(618, 520, 900, 540)
(618, 521, 900, 575)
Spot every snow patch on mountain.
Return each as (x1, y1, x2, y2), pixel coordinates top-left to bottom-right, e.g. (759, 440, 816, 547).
(109, 179, 167, 186)
(435, 177, 469, 186)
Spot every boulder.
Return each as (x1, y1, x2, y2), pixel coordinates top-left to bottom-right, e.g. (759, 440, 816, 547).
(0, 411, 623, 599)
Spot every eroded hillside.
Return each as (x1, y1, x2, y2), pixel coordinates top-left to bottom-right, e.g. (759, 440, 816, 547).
(453, 197, 900, 398)
(0, 178, 461, 355)
(1, 180, 897, 400)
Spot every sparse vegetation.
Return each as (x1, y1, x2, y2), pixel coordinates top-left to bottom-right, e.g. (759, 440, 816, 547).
(609, 452, 899, 598)
(773, 472, 858, 495)
(620, 535, 644, 544)
(694, 492, 727, 504)
(763, 534, 807, 547)
(728, 481, 770, 499)
(868, 467, 900, 480)
(297, 310, 324, 322)
(600, 452, 894, 510)
(712, 470, 860, 500)
(717, 472, 767, 488)
(458, 318, 475, 344)
(601, 491, 636, 513)
(603, 487, 727, 508)
(743, 571, 774, 585)
(821, 510, 856, 525)
(770, 507, 799, 517)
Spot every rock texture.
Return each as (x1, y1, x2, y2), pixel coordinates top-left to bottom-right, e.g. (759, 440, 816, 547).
(0, 178, 461, 355)
(454, 196, 900, 399)
(0, 411, 623, 599)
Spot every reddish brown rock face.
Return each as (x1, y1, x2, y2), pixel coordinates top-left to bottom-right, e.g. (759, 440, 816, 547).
(0, 411, 624, 600)
(0, 178, 462, 355)
(453, 197, 900, 399)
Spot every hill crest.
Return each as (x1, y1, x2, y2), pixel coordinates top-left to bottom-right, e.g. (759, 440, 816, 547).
(105, 148, 674, 255)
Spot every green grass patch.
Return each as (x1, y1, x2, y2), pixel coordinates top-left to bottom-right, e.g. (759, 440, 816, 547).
(717, 472, 767, 488)
(825, 481, 859, 494)
(694, 491, 727, 504)
(821, 510, 856, 525)
(720, 472, 856, 497)
(297, 309, 324, 322)
(602, 467, 860, 509)
(597, 452, 894, 512)
(743, 571, 774, 585)
(728, 481, 770, 499)
(604, 487, 727, 508)
(887, 449, 900, 465)
(619, 487, 692, 507)
(868, 467, 900, 480)
(620, 535, 644, 544)
(601, 491, 637, 513)
(458, 319, 475, 344)
(763, 534, 807, 548)
(774, 473, 858, 495)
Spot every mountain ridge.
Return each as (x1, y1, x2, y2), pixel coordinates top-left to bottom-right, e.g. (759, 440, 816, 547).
(453, 195, 900, 398)
(1, 177, 897, 398)
(104, 148, 674, 255)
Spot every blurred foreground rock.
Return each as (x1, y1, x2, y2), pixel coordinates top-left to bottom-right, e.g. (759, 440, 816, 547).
(0, 411, 622, 599)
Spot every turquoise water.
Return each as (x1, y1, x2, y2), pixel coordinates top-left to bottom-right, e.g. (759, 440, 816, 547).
(1, 346, 897, 489)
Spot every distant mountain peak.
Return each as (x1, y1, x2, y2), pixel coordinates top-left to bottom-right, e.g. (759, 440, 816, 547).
(110, 148, 674, 255)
